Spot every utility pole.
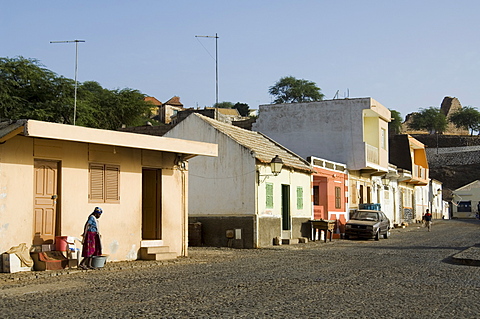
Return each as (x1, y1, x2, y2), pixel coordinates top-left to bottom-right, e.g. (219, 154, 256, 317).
(50, 40, 85, 125)
(195, 33, 219, 106)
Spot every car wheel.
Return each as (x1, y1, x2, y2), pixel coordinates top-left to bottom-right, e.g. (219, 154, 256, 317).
(383, 229, 390, 239)
(375, 230, 380, 241)
(344, 234, 350, 240)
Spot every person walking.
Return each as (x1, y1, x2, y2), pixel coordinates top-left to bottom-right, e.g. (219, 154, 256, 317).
(424, 209, 432, 231)
(79, 207, 103, 269)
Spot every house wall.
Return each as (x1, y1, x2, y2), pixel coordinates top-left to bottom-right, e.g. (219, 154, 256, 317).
(166, 118, 257, 217)
(253, 98, 390, 171)
(414, 185, 429, 222)
(452, 180, 480, 218)
(165, 117, 258, 247)
(0, 135, 187, 261)
(311, 163, 348, 237)
(398, 182, 415, 223)
(256, 164, 312, 244)
(165, 115, 312, 247)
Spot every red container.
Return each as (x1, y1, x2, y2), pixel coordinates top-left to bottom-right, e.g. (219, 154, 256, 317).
(55, 236, 68, 251)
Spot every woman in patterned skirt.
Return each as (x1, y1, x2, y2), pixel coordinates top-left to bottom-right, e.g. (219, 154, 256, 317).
(79, 207, 103, 269)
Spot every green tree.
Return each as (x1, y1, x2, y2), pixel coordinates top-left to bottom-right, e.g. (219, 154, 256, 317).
(77, 81, 152, 130)
(449, 106, 480, 135)
(388, 109, 403, 135)
(0, 56, 75, 122)
(269, 76, 324, 104)
(213, 101, 234, 109)
(0, 56, 152, 129)
(408, 107, 447, 134)
(233, 102, 249, 117)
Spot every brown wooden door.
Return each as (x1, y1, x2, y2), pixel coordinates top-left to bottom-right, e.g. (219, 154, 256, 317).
(33, 160, 59, 245)
(142, 168, 162, 240)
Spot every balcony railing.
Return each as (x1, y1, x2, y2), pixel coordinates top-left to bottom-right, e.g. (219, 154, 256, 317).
(366, 144, 379, 164)
(413, 164, 428, 180)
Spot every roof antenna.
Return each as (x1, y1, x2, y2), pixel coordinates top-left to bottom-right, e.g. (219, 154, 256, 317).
(333, 90, 340, 99)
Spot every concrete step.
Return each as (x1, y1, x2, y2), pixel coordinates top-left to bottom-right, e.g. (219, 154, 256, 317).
(141, 251, 178, 261)
(144, 246, 171, 254)
(139, 247, 178, 261)
(140, 240, 164, 248)
(282, 238, 299, 245)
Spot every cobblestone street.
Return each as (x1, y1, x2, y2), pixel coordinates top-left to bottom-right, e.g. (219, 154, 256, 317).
(0, 219, 479, 318)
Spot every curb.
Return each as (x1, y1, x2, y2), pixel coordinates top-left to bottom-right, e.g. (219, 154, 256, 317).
(451, 245, 480, 266)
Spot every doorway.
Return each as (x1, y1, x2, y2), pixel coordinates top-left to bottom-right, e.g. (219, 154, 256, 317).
(142, 168, 162, 240)
(33, 160, 59, 245)
(281, 184, 291, 231)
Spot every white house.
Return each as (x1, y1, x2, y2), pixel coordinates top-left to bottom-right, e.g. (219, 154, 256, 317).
(451, 180, 480, 218)
(165, 114, 313, 248)
(253, 98, 391, 215)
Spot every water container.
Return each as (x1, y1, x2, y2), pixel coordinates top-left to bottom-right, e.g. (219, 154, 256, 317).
(55, 236, 69, 251)
(92, 255, 108, 268)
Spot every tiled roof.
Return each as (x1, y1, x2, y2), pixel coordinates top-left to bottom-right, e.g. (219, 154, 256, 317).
(144, 96, 162, 106)
(0, 119, 27, 141)
(164, 96, 183, 107)
(195, 114, 312, 173)
(205, 107, 240, 116)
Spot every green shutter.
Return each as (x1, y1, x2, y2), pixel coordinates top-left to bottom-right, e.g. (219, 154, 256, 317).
(297, 187, 303, 210)
(266, 183, 274, 208)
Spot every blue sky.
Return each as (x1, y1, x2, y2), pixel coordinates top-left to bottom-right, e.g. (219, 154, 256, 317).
(3, 1, 480, 119)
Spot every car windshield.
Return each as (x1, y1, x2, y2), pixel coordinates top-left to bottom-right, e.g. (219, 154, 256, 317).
(352, 212, 379, 221)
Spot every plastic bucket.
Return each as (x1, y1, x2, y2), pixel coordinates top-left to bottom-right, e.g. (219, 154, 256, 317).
(55, 236, 69, 251)
(92, 255, 108, 268)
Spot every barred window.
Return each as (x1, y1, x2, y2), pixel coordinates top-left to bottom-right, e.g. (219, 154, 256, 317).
(89, 163, 120, 203)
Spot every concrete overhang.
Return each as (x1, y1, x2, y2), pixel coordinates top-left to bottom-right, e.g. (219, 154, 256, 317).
(11, 120, 218, 159)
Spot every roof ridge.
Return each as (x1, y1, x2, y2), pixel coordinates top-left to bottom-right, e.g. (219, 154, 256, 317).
(193, 114, 312, 172)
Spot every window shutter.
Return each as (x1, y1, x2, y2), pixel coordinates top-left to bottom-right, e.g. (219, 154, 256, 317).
(266, 183, 274, 209)
(105, 165, 120, 202)
(335, 186, 341, 209)
(297, 187, 303, 210)
(90, 164, 104, 201)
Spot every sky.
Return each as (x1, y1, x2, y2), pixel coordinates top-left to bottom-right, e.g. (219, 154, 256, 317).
(3, 1, 480, 119)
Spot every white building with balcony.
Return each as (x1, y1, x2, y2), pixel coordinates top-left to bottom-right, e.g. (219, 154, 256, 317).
(253, 98, 391, 213)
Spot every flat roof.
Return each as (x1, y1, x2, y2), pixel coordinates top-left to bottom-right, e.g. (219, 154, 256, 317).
(7, 120, 218, 158)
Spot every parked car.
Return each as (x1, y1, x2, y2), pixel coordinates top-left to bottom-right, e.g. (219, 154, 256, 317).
(345, 210, 390, 240)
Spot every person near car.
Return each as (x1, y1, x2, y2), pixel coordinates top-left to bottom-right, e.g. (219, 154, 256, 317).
(424, 209, 432, 231)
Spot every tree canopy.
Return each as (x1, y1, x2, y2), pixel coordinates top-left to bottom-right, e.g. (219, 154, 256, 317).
(407, 107, 447, 134)
(269, 76, 324, 104)
(388, 109, 403, 135)
(449, 106, 480, 135)
(0, 56, 152, 130)
(213, 101, 250, 117)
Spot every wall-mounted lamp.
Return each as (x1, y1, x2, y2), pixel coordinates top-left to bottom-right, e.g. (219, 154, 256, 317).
(381, 176, 390, 186)
(258, 155, 284, 184)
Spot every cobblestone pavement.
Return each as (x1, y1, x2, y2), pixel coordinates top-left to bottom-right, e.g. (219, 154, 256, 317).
(0, 219, 479, 318)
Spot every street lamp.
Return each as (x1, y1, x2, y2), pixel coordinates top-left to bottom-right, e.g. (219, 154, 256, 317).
(258, 155, 284, 184)
(50, 39, 85, 125)
(195, 33, 219, 106)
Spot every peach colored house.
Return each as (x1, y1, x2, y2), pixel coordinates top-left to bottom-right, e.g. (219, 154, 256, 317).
(309, 156, 348, 238)
(0, 119, 216, 262)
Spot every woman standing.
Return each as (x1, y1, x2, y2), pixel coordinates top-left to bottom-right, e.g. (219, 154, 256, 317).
(79, 207, 103, 269)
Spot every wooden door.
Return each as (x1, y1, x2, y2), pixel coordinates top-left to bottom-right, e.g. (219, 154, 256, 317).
(142, 169, 162, 240)
(33, 160, 59, 245)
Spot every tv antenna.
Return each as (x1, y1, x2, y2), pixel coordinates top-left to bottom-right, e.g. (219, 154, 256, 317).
(50, 40, 85, 125)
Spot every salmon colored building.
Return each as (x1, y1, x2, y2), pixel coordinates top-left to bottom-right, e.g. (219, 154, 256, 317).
(309, 156, 349, 238)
